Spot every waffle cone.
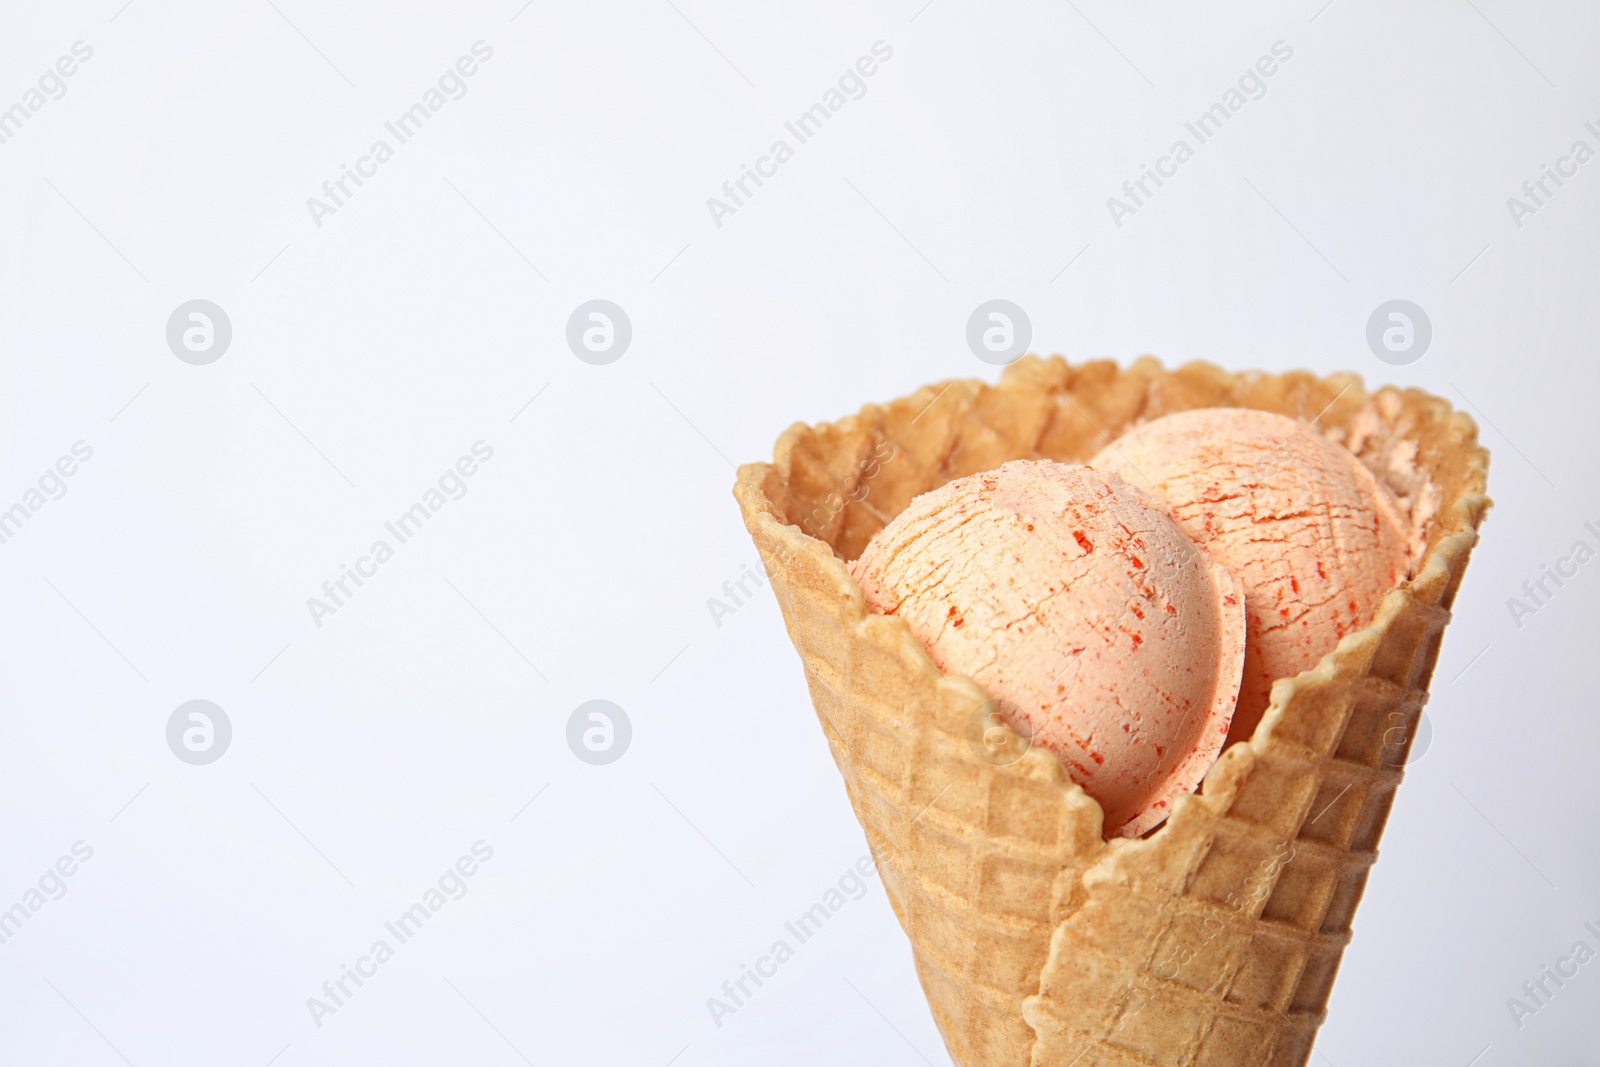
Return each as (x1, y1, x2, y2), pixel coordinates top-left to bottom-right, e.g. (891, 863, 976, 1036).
(733, 357, 1490, 1067)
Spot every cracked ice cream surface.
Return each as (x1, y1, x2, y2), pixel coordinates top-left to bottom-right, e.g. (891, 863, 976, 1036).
(1092, 408, 1413, 746)
(848, 460, 1245, 837)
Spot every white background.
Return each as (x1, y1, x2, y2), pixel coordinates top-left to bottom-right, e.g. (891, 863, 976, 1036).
(1, 1, 1597, 1064)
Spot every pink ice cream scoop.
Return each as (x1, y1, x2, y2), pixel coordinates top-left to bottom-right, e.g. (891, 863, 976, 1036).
(1092, 408, 1413, 747)
(849, 460, 1245, 837)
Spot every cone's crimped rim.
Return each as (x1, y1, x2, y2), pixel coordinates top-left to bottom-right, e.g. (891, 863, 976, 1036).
(734, 356, 1491, 1067)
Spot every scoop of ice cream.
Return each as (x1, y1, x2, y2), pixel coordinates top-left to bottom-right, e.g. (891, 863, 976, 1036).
(848, 460, 1245, 837)
(1091, 408, 1413, 746)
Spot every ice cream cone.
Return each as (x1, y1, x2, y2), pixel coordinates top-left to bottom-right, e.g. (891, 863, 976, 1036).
(733, 356, 1490, 1067)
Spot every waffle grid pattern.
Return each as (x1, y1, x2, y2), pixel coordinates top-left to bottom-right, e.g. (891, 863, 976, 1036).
(735, 357, 1490, 1067)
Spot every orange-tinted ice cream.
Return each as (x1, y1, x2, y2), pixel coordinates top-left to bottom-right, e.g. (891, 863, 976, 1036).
(1092, 408, 1412, 746)
(849, 460, 1245, 837)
